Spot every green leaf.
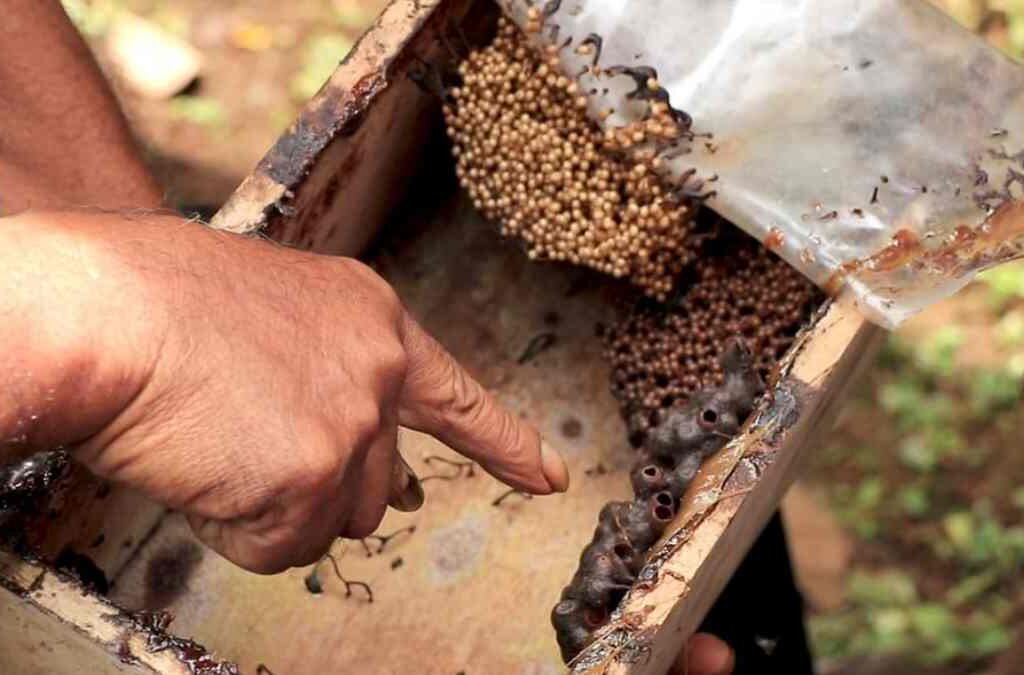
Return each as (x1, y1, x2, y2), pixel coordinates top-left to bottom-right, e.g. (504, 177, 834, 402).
(996, 311, 1024, 348)
(967, 369, 1022, 416)
(334, 3, 376, 31)
(898, 436, 940, 472)
(868, 608, 911, 652)
(1009, 353, 1024, 378)
(847, 569, 918, 607)
(913, 326, 963, 378)
(291, 33, 354, 102)
(879, 381, 955, 433)
(980, 261, 1024, 308)
(808, 613, 858, 660)
(908, 603, 956, 643)
(168, 96, 227, 127)
(946, 570, 1001, 607)
(960, 619, 1012, 657)
(61, 0, 118, 37)
(943, 511, 975, 554)
(854, 477, 884, 510)
(898, 485, 931, 516)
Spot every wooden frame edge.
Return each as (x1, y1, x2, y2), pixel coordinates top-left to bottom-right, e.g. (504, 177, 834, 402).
(572, 294, 885, 674)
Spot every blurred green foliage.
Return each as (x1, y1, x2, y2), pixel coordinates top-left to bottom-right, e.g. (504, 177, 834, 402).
(813, 322, 1024, 669)
(811, 567, 1014, 666)
(291, 33, 354, 102)
(62, 0, 121, 36)
(168, 96, 227, 127)
(980, 262, 1024, 309)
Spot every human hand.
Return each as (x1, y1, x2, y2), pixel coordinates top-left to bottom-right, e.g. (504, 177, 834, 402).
(672, 633, 735, 675)
(0, 210, 568, 573)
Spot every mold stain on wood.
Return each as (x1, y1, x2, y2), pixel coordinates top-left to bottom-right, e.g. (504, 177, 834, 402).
(429, 513, 487, 585)
(143, 540, 203, 610)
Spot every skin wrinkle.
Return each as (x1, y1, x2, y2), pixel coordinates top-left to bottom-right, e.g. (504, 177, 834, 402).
(0, 2, 574, 581)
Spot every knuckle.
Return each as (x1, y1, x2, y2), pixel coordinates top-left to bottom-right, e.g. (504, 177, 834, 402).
(373, 339, 409, 385)
(347, 403, 384, 451)
(304, 453, 345, 493)
(342, 259, 403, 310)
(287, 428, 345, 494)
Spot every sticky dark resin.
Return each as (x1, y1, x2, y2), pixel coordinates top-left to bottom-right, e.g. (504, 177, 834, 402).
(0, 449, 71, 514)
(518, 332, 558, 364)
(144, 539, 204, 609)
(552, 340, 764, 663)
(304, 552, 373, 602)
(55, 547, 109, 595)
(578, 33, 603, 67)
(492, 488, 533, 507)
(359, 525, 417, 556)
(115, 610, 240, 674)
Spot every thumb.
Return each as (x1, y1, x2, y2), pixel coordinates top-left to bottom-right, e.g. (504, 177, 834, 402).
(396, 311, 569, 494)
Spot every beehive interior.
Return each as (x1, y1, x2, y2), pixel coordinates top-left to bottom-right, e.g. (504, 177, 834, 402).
(0, 5, 830, 674)
(436, 17, 823, 662)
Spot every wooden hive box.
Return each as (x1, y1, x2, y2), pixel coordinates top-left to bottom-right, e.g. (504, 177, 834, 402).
(1, 0, 883, 673)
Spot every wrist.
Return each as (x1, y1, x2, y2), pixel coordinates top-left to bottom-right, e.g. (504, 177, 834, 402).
(0, 211, 170, 454)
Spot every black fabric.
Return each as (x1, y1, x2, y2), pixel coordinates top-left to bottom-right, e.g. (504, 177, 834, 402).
(698, 512, 815, 675)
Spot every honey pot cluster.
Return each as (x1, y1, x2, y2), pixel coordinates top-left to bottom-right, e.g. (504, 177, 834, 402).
(444, 16, 704, 301)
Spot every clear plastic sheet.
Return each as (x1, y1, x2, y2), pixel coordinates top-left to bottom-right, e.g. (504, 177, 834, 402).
(500, 0, 1024, 327)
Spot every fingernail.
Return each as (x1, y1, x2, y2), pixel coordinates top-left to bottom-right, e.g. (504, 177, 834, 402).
(389, 456, 425, 512)
(541, 440, 570, 492)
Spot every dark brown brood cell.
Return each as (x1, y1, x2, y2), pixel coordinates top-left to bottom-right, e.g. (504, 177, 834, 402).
(606, 228, 824, 447)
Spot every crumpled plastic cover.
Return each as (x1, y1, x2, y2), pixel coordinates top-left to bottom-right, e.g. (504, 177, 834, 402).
(500, 0, 1024, 328)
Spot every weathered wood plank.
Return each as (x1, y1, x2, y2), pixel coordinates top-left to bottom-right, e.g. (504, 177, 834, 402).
(211, 0, 489, 252)
(0, 550, 222, 675)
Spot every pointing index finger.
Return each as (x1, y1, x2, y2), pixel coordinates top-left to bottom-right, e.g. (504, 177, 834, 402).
(396, 312, 569, 494)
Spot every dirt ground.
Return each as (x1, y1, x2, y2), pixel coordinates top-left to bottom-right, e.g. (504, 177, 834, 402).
(68, 1, 1024, 673)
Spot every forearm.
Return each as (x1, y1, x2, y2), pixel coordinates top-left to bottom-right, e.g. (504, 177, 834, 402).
(0, 0, 162, 214)
(0, 212, 164, 458)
